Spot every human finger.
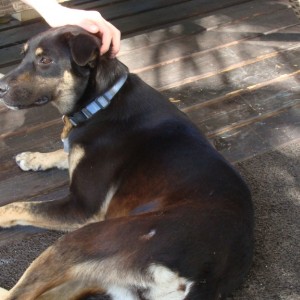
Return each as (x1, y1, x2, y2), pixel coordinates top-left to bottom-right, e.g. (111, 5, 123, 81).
(108, 23, 121, 58)
(99, 24, 112, 56)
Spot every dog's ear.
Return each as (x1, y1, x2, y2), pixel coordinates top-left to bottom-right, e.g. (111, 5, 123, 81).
(67, 33, 101, 67)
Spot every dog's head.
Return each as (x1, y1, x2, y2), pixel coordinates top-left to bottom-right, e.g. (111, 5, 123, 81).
(0, 25, 125, 115)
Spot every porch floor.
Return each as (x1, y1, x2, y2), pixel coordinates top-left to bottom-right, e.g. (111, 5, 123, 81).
(0, 0, 299, 294)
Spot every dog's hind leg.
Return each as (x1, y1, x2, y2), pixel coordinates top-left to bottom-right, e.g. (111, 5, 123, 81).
(30, 281, 106, 300)
(6, 246, 108, 300)
(2, 221, 138, 300)
(16, 149, 68, 171)
(0, 288, 9, 297)
(2, 243, 75, 300)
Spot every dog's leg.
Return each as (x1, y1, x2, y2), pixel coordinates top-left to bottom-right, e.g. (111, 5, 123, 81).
(0, 280, 103, 300)
(1, 212, 204, 300)
(2, 243, 73, 300)
(37, 281, 106, 300)
(1, 221, 139, 300)
(0, 196, 91, 231)
(16, 149, 68, 171)
(0, 145, 108, 231)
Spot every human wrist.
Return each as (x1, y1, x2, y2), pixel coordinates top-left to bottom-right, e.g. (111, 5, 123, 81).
(22, 0, 64, 26)
(22, 0, 61, 13)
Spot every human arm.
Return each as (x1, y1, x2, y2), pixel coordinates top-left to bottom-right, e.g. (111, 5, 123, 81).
(21, 0, 120, 57)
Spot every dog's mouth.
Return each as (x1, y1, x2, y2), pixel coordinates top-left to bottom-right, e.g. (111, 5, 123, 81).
(34, 96, 50, 106)
(2, 96, 50, 110)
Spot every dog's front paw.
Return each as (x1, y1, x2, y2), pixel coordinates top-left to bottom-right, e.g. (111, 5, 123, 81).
(16, 152, 45, 171)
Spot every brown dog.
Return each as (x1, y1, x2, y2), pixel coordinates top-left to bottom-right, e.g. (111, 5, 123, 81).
(0, 26, 254, 300)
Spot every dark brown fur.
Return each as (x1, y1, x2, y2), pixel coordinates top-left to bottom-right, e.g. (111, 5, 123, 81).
(0, 26, 254, 300)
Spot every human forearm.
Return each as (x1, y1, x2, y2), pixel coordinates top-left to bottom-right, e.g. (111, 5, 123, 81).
(21, 0, 61, 19)
(21, 0, 66, 27)
(20, 0, 121, 57)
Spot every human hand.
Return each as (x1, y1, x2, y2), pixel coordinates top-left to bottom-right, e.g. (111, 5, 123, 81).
(22, 0, 120, 57)
(47, 7, 121, 58)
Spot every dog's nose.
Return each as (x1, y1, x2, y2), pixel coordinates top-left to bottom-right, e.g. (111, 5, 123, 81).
(0, 82, 9, 97)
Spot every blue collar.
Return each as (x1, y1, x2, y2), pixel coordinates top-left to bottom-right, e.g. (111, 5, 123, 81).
(68, 74, 128, 126)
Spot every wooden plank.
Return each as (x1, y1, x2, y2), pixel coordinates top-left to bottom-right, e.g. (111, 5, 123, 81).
(66, 0, 128, 8)
(1, 45, 298, 144)
(1, 4, 295, 114)
(0, 0, 128, 33)
(0, 19, 22, 32)
(137, 37, 300, 91)
(1, 94, 298, 204)
(0, 44, 23, 69)
(0, 105, 60, 136)
(0, 170, 68, 205)
(0, 113, 68, 203)
(0, 0, 299, 205)
(120, 15, 300, 75)
(213, 105, 300, 162)
(1, 24, 299, 145)
(112, 0, 253, 34)
(119, 0, 292, 53)
(209, 103, 300, 138)
(249, 105, 300, 151)
(186, 0, 292, 30)
(1, 72, 299, 199)
(80, 0, 192, 19)
(0, 22, 49, 48)
(1, 51, 299, 160)
(0, 116, 61, 167)
(164, 42, 300, 110)
(187, 74, 300, 136)
(0, 132, 61, 179)
(0, 0, 250, 48)
(0, 0, 293, 71)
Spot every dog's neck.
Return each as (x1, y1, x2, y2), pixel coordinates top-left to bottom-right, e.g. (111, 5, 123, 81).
(68, 73, 128, 127)
(68, 57, 129, 115)
(94, 58, 129, 95)
(60, 59, 129, 152)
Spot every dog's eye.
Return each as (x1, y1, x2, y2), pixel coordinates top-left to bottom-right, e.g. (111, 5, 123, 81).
(39, 57, 53, 65)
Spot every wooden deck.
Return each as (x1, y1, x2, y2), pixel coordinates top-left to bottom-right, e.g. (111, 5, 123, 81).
(0, 0, 299, 278)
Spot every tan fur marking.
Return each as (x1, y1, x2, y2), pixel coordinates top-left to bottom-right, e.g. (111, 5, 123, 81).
(71, 258, 147, 289)
(37, 281, 106, 300)
(61, 116, 73, 140)
(35, 47, 44, 56)
(0, 288, 8, 297)
(52, 71, 78, 115)
(5, 245, 73, 299)
(17, 72, 31, 82)
(0, 201, 82, 231)
(71, 262, 193, 299)
(0, 202, 44, 228)
(69, 145, 85, 179)
(91, 185, 118, 222)
(63, 70, 74, 84)
(22, 43, 29, 53)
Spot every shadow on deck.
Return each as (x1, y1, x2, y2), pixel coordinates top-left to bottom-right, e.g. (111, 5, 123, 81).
(0, 0, 299, 296)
